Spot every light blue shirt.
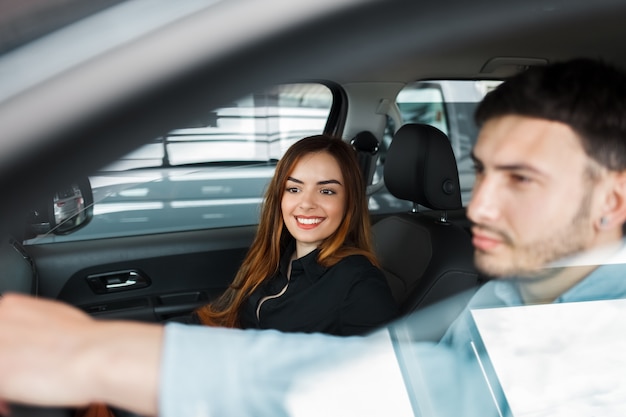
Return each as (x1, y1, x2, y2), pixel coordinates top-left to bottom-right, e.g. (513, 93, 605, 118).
(437, 248, 626, 416)
(441, 259, 626, 356)
(159, 324, 482, 417)
(158, 251, 626, 417)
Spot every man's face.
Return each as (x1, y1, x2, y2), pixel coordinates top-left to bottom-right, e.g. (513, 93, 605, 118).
(467, 115, 599, 278)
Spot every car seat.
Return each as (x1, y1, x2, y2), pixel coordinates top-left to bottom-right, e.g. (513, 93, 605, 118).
(372, 123, 483, 315)
(350, 130, 380, 186)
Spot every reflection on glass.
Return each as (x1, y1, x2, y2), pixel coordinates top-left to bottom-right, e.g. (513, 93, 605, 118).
(53, 184, 86, 233)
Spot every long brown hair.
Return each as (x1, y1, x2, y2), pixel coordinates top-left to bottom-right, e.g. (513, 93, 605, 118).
(195, 135, 378, 328)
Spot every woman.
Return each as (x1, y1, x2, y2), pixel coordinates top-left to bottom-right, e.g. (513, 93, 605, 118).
(76, 135, 398, 417)
(194, 135, 399, 336)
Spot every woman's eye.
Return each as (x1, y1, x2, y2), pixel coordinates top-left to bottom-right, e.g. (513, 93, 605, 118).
(286, 187, 300, 193)
(320, 189, 336, 195)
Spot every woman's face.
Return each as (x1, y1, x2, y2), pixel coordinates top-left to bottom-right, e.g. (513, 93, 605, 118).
(281, 151, 346, 258)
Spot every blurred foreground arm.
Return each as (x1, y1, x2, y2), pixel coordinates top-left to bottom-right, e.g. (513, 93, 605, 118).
(0, 293, 490, 417)
(0, 293, 162, 416)
(0, 293, 415, 417)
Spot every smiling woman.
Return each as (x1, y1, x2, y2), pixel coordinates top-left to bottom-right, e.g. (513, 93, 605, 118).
(194, 135, 399, 334)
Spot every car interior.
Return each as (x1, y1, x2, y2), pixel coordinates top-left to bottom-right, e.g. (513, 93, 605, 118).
(372, 123, 482, 315)
(3, 0, 626, 415)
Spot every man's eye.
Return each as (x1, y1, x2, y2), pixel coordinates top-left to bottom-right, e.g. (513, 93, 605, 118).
(472, 164, 484, 175)
(511, 174, 531, 184)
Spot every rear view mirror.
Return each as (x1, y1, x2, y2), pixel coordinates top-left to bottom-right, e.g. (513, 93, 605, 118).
(26, 178, 94, 238)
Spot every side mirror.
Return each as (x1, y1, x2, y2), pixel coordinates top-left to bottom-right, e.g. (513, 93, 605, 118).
(26, 178, 94, 238)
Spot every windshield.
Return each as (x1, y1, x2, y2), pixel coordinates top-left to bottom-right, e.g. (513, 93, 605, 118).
(0, 0, 125, 54)
(0, 0, 222, 102)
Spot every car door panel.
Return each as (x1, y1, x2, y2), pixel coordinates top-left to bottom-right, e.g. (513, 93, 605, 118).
(26, 226, 256, 322)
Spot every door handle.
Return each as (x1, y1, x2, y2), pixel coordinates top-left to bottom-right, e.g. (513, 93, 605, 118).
(106, 278, 138, 289)
(87, 270, 151, 294)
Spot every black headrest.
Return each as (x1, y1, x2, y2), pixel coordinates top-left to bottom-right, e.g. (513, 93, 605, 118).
(383, 123, 462, 210)
(351, 130, 379, 155)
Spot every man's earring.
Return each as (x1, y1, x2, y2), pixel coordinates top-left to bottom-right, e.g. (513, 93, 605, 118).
(600, 216, 609, 227)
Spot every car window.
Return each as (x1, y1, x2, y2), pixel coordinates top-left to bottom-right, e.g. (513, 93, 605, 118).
(379, 80, 500, 206)
(24, 80, 499, 245)
(102, 83, 335, 170)
(25, 82, 335, 243)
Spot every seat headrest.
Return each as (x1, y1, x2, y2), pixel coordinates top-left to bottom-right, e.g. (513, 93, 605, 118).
(384, 123, 462, 210)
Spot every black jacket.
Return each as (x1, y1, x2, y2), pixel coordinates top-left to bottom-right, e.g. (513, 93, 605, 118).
(238, 245, 399, 336)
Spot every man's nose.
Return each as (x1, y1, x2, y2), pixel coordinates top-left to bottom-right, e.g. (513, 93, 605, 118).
(467, 175, 500, 224)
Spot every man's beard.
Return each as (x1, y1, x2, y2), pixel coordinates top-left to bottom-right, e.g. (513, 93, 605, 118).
(474, 188, 594, 279)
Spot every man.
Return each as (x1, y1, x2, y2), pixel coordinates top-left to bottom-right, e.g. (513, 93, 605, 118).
(441, 58, 626, 356)
(1, 58, 626, 417)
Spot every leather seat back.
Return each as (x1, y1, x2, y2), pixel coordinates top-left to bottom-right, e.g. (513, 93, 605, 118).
(372, 123, 482, 314)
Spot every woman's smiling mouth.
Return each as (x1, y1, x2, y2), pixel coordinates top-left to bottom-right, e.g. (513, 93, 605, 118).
(296, 216, 324, 228)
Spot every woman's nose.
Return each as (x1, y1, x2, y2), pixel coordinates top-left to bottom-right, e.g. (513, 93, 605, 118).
(298, 189, 317, 209)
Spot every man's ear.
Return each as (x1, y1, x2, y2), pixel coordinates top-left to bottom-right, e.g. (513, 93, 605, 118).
(599, 171, 626, 231)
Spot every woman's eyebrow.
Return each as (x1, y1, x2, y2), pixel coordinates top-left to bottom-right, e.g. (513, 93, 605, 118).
(318, 179, 342, 186)
(287, 177, 342, 186)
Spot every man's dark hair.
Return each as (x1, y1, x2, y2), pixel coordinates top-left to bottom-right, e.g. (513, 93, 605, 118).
(475, 58, 626, 171)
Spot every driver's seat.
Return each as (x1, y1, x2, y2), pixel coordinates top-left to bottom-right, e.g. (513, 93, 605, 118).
(372, 123, 482, 315)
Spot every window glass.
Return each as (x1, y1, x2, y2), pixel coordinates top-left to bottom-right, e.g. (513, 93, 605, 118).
(103, 83, 333, 170)
(26, 83, 334, 243)
(377, 80, 500, 207)
(397, 83, 448, 135)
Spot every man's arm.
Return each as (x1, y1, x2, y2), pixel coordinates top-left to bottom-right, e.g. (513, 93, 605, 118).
(0, 293, 162, 416)
(0, 293, 372, 417)
(0, 293, 415, 417)
(0, 292, 490, 417)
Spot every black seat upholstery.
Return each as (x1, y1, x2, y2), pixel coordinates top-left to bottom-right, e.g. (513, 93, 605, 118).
(350, 130, 380, 186)
(372, 123, 482, 314)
